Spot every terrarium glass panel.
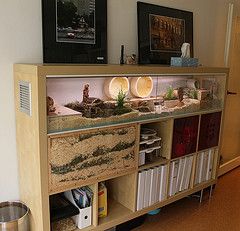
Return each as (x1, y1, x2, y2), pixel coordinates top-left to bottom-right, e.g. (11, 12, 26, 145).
(46, 74, 226, 133)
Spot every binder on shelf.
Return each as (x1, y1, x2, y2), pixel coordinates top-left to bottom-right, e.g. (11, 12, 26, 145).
(143, 170, 151, 208)
(176, 157, 185, 193)
(179, 157, 187, 192)
(64, 189, 92, 229)
(149, 168, 158, 206)
(198, 152, 205, 184)
(184, 156, 193, 190)
(137, 171, 145, 211)
(194, 153, 201, 185)
(153, 167, 159, 204)
(156, 166, 161, 202)
(169, 161, 179, 196)
(206, 149, 214, 181)
(159, 165, 167, 201)
(149, 168, 154, 206)
(201, 151, 209, 183)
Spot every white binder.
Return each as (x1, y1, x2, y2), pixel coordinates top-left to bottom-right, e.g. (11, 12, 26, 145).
(137, 171, 145, 211)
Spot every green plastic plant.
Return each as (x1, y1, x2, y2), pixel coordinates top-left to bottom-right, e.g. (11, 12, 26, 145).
(189, 89, 198, 99)
(164, 86, 177, 100)
(116, 89, 126, 108)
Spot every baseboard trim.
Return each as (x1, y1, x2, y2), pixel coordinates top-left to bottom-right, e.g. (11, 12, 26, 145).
(218, 156, 240, 176)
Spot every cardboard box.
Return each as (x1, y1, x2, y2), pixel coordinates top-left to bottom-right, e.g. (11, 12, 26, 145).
(98, 182, 107, 217)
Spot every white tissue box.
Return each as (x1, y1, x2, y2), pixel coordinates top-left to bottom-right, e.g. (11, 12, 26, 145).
(64, 190, 92, 229)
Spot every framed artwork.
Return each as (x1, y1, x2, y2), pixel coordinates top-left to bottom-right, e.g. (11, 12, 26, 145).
(42, 0, 107, 63)
(137, 2, 193, 65)
(198, 112, 222, 151)
(172, 116, 199, 158)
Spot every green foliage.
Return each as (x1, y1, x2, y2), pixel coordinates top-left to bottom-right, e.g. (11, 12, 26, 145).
(164, 86, 177, 100)
(189, 89, 198, 99)
(116, 89, 126, 108)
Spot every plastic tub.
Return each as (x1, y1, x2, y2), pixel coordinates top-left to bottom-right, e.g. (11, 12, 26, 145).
(0, 201, 29, 231)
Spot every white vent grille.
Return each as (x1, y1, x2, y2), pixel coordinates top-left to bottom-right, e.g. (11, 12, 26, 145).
(19, 81, 31, 116)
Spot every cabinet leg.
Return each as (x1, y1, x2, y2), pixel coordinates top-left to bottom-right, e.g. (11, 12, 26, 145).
(209, 185, 213, 198)
(199, 189, 204, 203)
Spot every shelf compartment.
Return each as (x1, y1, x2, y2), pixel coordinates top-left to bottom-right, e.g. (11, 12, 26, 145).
(97, 173, 137, 228)
(140, 119, 173, 160)
(98, 199, 133, 227)
(194, 148, 218, 186)
(105, 173, 137, 212)
(50, 183, 98, 230)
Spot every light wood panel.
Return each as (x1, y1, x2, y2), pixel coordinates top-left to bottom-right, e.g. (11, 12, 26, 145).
(14, 68, 50, 231)
(106, 173, 138, 212)
(14, 64, 229, 78)
(89, 184, 98, 227)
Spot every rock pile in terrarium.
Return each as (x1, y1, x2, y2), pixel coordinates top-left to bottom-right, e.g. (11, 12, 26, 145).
(65, 84, 133, 118)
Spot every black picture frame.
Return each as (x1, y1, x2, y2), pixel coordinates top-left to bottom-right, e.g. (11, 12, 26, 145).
(137, 2, 193, 65)
(42, 0, 107, 64)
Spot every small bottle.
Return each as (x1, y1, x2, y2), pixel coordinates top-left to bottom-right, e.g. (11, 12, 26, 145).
(120, 45, 124, 65)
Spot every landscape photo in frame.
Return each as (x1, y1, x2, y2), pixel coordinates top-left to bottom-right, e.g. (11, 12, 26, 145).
(42, 0, 107, 63)
(56, 0, 96, 44)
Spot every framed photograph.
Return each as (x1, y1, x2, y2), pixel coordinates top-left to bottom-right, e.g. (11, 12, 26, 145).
(137, 2, 193, 65)
(42, 0, 107, 63)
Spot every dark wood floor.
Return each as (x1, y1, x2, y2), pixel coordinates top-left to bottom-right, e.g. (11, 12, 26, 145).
(133, 167, 240, 231)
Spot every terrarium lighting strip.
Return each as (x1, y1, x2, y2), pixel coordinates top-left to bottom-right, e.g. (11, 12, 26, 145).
(46, 73, 227, 78)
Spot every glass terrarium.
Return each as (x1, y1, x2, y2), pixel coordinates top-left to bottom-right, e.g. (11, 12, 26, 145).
(46, 73, 226, 133)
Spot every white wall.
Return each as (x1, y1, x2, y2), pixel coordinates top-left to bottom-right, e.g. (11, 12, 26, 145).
(0, 0, 235, 201)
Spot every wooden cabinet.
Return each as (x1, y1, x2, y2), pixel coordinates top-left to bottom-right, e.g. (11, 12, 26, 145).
(14, 64, 228, 231)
